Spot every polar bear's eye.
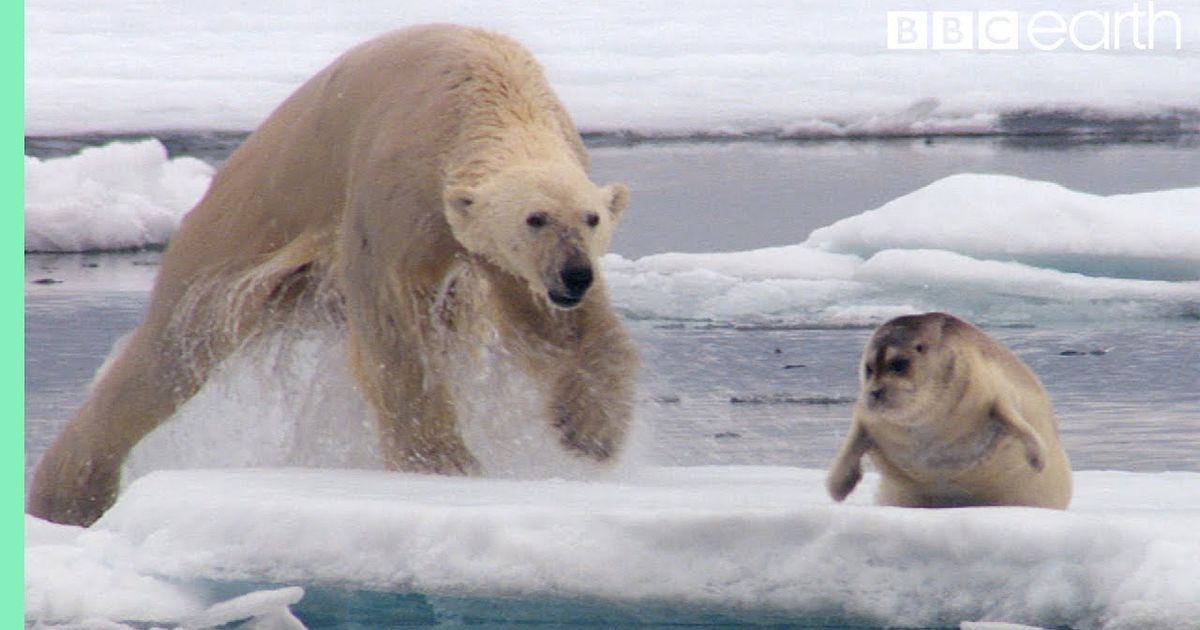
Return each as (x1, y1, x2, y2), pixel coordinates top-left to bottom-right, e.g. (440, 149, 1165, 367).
(526, 212, 548, 228)
(585, 212, 600, 228)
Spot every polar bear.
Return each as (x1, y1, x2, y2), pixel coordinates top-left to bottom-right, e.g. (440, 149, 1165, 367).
(29, 24, 638, 526)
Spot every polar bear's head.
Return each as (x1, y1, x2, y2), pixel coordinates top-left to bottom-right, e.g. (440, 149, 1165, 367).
(443, 165, 629, 310)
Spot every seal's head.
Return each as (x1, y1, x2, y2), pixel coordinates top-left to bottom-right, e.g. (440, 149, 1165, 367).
(858, 312, 966, 417)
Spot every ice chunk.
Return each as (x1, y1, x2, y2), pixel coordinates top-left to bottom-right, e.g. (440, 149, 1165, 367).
(805, 174, 1200, 281)
(25, 139, 213, 252)
(25, 467, 1200, 628)
(180, 587, 305, 630)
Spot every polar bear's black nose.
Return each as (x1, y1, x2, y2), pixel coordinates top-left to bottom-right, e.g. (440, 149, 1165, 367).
(560, 265, 593, 297)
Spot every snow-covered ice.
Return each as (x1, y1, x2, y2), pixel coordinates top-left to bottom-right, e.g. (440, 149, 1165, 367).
(25, 467, 1200, 629)
(805, 174, 1200, 273)
(24, 139, 213, 252)
(25, 1, 1200, 137)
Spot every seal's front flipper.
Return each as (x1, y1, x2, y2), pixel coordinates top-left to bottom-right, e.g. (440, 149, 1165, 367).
(991, 399, 1048, 471)
(826, 423, 872, 502)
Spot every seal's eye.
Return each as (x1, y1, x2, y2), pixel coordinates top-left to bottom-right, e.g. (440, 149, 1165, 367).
(887, 358, 910, 375)
(526, 212, 548, 228)
(915, 344, 925, 353)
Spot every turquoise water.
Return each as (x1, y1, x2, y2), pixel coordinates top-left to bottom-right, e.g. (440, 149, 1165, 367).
(199, 581, 892, 629)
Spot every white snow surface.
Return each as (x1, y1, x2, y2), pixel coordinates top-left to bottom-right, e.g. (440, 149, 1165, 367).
(25, 467, 1200, 629)
(24, 0, 1200, 137)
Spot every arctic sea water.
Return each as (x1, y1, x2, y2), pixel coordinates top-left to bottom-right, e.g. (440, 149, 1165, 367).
(26, 136, 1200, 480)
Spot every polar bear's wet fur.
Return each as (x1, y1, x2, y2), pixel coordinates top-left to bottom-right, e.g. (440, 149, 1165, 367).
(29, 25, 638, 526)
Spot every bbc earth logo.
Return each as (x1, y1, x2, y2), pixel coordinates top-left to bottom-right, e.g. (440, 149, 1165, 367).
(887, 3, 1184, 51)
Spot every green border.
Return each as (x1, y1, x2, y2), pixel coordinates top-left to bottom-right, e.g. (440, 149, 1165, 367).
(7, 0, 24, 624)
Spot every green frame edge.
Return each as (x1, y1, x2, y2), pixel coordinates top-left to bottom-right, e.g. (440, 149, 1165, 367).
(9, 0, 26, 624)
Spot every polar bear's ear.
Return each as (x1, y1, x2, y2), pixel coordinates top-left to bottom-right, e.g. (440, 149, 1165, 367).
(444, 186, 476, 215)
(604, 183, 629, 218)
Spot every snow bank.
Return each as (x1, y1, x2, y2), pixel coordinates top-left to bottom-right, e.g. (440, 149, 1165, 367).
(25, 467, 1200, 629)
(24, 0, 1200, 137)
(24, 139, 213, 252)
(605, 175, 1200, 325)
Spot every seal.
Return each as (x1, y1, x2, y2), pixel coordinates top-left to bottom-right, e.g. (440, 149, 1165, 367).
(826, 312, 1072, 509)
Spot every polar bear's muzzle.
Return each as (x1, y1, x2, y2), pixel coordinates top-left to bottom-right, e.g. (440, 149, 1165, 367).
(547, 263, 593, 309)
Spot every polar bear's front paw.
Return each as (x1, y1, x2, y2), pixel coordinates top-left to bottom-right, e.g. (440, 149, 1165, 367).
(28, 450, 122, 526)
(392, 442, 480, 476)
